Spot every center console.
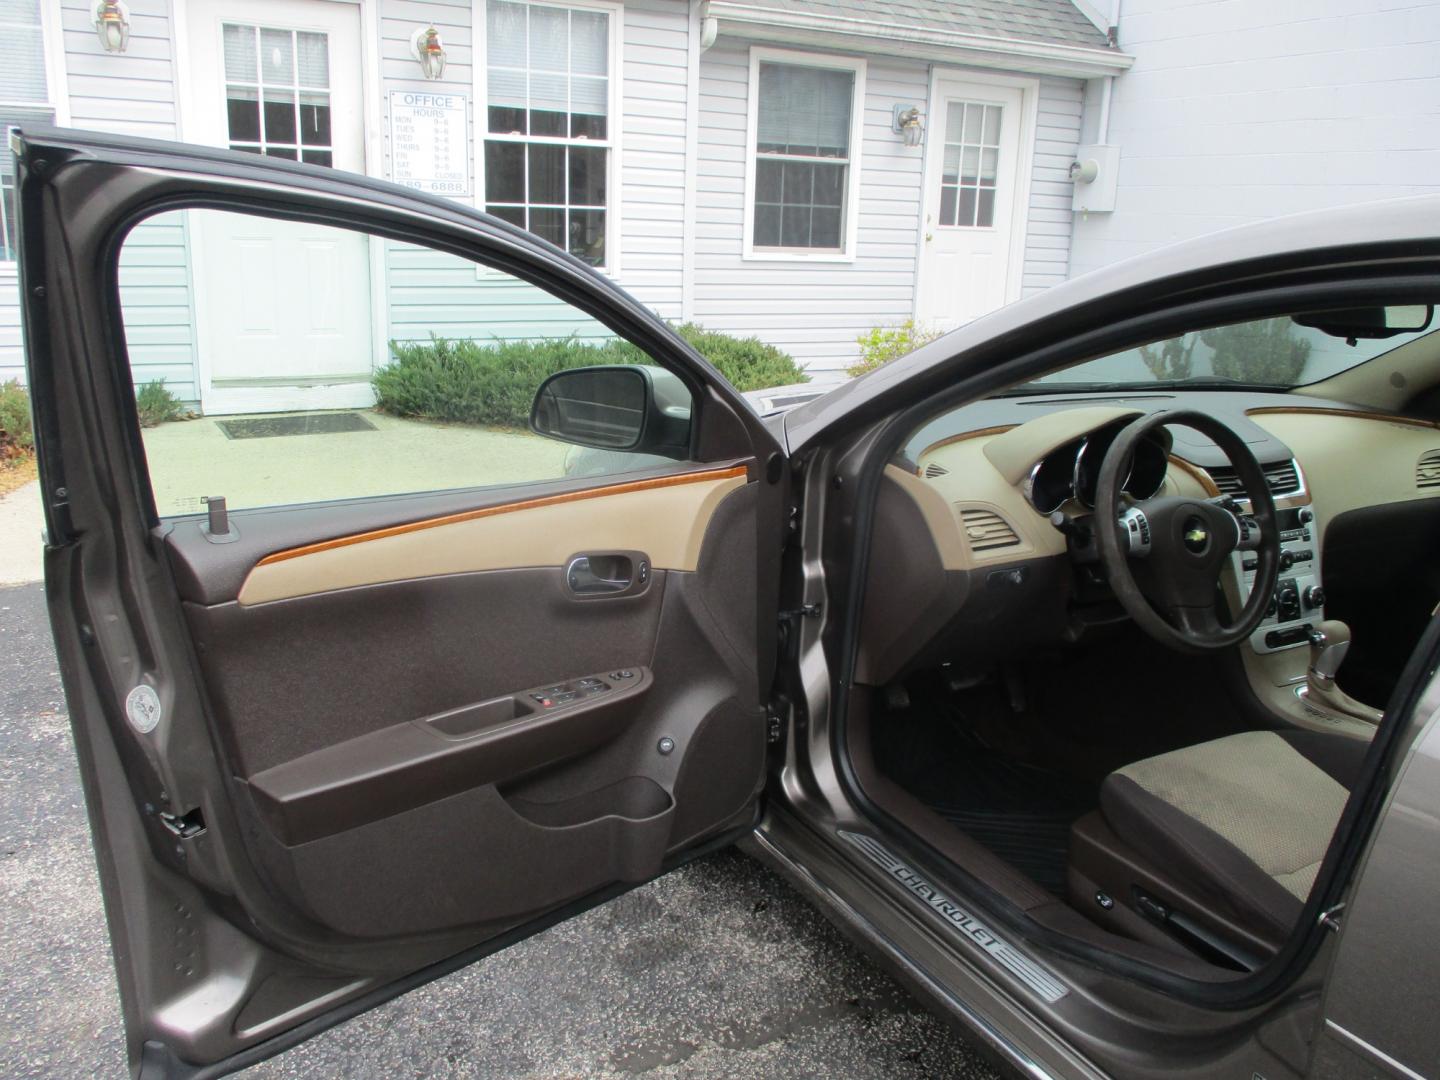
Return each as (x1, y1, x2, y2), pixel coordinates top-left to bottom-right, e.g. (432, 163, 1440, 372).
(1235, 505, 1325, 653)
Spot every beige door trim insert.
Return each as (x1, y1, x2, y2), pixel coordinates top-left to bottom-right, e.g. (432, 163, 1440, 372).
(238, 465, 749, 606)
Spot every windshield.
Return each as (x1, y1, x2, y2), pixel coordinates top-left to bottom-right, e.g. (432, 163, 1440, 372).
(1020, 315, 1440, 391)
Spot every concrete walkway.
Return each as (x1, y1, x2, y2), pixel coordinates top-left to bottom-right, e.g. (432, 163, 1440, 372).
(0, 480, 43, 585)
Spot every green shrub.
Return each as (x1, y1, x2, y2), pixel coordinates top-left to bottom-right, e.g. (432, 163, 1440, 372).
(669, 323, 807, 392)
(375, 326, 806, 429)
(847, 320, 942, 378)
(135, 378, 186, 427)
(0, 379, 34, 459)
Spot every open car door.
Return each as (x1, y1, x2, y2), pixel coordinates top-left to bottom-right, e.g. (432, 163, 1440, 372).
(14, 128, 786, 1077)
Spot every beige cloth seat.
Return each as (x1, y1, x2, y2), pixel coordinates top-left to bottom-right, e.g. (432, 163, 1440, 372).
(1097, 730, 1364, 944)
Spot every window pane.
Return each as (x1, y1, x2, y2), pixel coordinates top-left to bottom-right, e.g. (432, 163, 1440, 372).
(226, 87, 261, 142)
(569, 145, 606, 206)
(571, 76, 608, 122)
(488, 2, 527, 65)
(263, 90, 297, 144)
(485, 141, 525, 202)
(780, 205, 810, 248)
(960, 146, 979, 185)
(944, 101, 964, 145)
(260, 28, 295, 85)
(488, 103, 526, 136)
(939, 185, 957, 227)
(530, 107, 567, 138)
(980, 147, 998, 183)
(297, 32, 329, 89)
(301, 148, 333, 168)
(528, 144, 565, 204)
(962, 103, 981, 144)
(530, 6, 569, 72)
(976, 188, 996, 228)
(569, 208, 605, 265)
(810, 207, 841, 249)
(780, 160, 813, 206)
(571, 112, 606, 140)
(299, 94, 331, 146)
(958, 187, 977, 227)
(812, 163, 844, 208)
(942, 144, 959, 184)
(757, 63, 853, 157)
(983, 105, 1001, 145)
(530, 70, 569, 118)
(222, 25, 258, 83)
(571, 11, 608, 75)
(266, 146, 298, 161)
(531, 206, 564, 246)
(487, 204, 526, 228)
(752, 203, 781, 248)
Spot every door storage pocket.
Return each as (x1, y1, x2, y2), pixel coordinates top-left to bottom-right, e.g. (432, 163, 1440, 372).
(251, 778, 677, 938)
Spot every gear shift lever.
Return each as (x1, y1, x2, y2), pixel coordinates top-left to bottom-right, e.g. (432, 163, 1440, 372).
(1303, 620, 1382, 724)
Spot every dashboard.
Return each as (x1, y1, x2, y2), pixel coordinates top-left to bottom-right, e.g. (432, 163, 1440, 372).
(857, 389, 1440, 731)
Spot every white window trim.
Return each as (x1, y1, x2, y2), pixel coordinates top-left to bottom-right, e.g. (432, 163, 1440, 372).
(2, 0, 69, 273)
(742, 46, 866, 265)
(473, 0, 624, 278)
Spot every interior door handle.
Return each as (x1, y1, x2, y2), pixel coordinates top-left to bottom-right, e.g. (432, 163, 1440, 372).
(566, 555, 632, 594)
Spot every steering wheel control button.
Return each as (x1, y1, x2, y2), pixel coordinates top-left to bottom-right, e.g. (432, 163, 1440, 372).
(1118, 506, 1151, 556)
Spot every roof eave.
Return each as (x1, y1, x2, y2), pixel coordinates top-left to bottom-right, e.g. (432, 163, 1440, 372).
(704, 1, 1134, 78)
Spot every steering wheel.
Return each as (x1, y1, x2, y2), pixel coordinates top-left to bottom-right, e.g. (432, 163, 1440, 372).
(1093, 411, 1280, 654)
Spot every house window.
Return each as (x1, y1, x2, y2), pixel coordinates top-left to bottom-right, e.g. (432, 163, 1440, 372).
(221, 24, 335, 167)
(1, 0, 58, 263)
(484, 1, 612, 267)
(747, 52, 864, 258)
(939, 101, 1002, 228)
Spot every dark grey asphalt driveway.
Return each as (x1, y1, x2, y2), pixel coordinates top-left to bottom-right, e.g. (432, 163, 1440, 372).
(0, 581, 1001, 1079)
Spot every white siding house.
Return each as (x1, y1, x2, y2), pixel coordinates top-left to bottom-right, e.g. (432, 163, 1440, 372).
(0, 0, 1135, 405)
(1069, 0, 1440, 277)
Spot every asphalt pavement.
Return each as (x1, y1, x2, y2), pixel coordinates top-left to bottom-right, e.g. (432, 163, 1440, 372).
(0, 579, 1002, 1079)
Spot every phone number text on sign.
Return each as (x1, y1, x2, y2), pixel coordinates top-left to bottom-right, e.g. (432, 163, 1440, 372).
(389, 91, 471, 196)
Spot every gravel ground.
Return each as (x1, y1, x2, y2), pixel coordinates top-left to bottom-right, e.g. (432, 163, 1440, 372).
(0, 581, 1002, 1079)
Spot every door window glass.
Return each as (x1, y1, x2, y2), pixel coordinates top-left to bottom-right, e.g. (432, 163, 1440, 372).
(484, 1, 611, 266)
(223, 23, 335, 167)
(939, 101, 1002, 229)
(116, 208, 691, 517)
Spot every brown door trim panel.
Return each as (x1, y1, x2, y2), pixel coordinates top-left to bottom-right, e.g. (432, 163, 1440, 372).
(236, 466, 749, 605)
(249, 667, 654, 844)
(256, 465, 748, 566)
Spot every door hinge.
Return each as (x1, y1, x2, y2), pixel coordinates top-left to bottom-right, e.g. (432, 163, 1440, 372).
(1319, 902, 1345, 934)
(766, 705, 785, 744)
(778, 602, 822, 623)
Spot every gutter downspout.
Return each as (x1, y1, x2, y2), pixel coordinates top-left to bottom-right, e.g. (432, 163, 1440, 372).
(1097, 0, 1122, 143)
(681, 1, 707, 324)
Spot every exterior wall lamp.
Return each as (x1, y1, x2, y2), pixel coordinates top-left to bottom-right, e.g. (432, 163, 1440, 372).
(892, 104, 923, 148)
(410, 26, 447, 80)
(92, 0, 130, 54)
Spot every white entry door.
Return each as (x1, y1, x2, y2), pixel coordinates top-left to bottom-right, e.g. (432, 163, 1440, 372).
(186, 0, 374, 414)
(915, 79, 1028, 333)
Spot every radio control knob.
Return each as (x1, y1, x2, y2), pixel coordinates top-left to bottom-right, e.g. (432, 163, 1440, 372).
(1279, 551, 1295, 571)
(1304, 585, 1326, 609)
(1298, 507, 1315, 525)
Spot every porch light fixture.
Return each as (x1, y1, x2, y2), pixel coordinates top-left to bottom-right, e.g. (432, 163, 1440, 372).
(892, 104, 923, 148)
(410, 26, 447, 80)
(92, 0, 130, 53)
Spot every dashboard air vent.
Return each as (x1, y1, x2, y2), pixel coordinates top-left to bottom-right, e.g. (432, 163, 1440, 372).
(923, 462, 949, 479)
(960, 507, 1020, 552)
(1204, 459, 1301, 499)
(1419, 450, 1440, 488)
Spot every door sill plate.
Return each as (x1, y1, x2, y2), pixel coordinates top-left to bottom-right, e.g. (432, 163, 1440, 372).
(838, 830, 1069, 1003)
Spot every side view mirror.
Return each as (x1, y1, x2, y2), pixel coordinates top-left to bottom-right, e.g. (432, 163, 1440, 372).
(530, 364, 691, 459)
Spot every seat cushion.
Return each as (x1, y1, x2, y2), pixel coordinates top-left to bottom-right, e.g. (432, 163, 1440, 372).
(1100, 730, 1364, 941)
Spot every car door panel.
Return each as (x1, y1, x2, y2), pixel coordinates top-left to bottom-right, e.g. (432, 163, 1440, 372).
(16, 129, 782, 1074)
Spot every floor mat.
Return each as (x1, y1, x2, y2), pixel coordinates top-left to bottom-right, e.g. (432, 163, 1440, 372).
(216, 412, 376, 440)
(873, 700, 1098, 896)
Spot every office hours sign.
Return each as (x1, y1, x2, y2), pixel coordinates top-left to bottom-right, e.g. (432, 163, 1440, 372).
(389, 91, 470, 196)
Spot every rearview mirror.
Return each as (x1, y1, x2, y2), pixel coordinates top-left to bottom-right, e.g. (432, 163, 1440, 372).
(1292, 305, 1434, 341)
(530, 365, 691, 459)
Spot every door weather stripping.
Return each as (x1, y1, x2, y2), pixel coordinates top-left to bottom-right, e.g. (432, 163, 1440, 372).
(839, 830, 1070, 1004)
